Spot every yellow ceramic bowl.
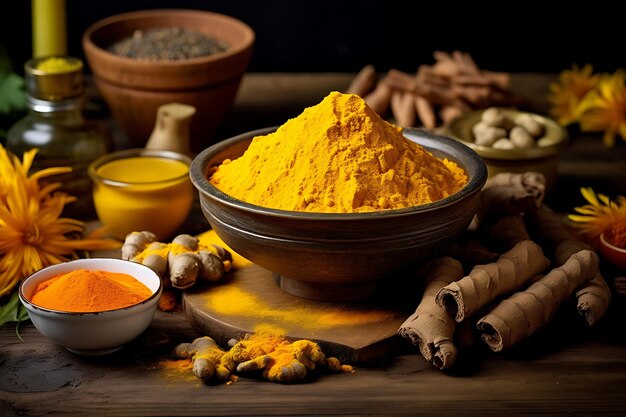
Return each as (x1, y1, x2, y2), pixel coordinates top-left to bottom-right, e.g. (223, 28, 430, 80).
(445, 108, 568, 190)
(88, 149, 193, 240)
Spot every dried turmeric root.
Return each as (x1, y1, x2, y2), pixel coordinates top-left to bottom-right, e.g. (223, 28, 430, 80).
(436, 240, 550, 322)
(157, 290, 177, 312)
(448, 238, 499, 269)
(527, 205, 611, 326)
(484, 172, 546, 205)
(121, 231, 232, 290)
(477, 250, 600, 351)
(482, 214, 531, 252)
(121, 231, 157, 261)
(221, 332, 353, 384)
(173, 336, 231, 381)
(477, 172, 545, 219)
(168, 234, 231, 289)
(398, 257, 464, 370)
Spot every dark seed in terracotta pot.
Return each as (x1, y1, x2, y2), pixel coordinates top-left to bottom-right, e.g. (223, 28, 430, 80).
(108, 27, 229, 60)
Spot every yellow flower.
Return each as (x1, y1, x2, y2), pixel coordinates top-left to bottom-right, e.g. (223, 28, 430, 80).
(568, 186, 626, 242)
(577, 70, 626, 147)
(548, 64, 599, 126)
(0, 145, 120, 296)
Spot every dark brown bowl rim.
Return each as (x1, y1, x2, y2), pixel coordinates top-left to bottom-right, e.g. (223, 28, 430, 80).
(82, 9, 255, 66)
(190, 127, 488, 220)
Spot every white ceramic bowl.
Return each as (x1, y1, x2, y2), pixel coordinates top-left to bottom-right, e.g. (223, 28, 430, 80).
(19, 258, 162, 355)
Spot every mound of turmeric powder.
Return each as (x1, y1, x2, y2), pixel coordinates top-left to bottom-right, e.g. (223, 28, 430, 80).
(209, 91, 467, 213)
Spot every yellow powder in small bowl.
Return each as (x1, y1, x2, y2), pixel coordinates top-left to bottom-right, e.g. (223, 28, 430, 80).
(209, 91, 467, 213)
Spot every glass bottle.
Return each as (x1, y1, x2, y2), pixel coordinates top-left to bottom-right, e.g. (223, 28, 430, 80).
(6, 56, 111, 218)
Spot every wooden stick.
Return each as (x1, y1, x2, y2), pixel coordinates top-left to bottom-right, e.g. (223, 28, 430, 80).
(385, 69, 456, 106)
(346, 65, 377, 97)
(415, 95, 436, 129)
(452, 50, 480, 75)
(390, 90, 416, 127)
(439, 105, 464, 123)
(432, 51, 459, 76)
(363, 82, 392, 115)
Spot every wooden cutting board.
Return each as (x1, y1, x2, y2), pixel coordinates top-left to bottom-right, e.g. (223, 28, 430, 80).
(183, 264, 416, 363)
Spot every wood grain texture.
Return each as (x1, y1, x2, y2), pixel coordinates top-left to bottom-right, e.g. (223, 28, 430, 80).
(183, 265, 410, 363)
(2, 306, 626, 416)
(3, 73, 626, 416)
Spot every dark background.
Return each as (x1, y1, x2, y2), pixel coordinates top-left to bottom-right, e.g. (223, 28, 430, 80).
(0, 0, 622, 74)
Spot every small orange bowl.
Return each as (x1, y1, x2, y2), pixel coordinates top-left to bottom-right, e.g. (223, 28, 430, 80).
(599, 232, 626, 271)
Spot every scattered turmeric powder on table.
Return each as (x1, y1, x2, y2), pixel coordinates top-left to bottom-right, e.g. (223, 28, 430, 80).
(204, 285, 396, 331)
(170, 327, 353, 384)
(209, 92, 467, 213)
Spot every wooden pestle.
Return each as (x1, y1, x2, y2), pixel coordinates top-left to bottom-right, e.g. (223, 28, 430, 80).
(145, 103, 197, 156)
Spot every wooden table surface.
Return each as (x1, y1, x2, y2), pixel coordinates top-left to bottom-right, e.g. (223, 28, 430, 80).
(2, 73, 626, 416)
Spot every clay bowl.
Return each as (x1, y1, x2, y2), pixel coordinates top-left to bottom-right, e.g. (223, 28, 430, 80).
(190, 127, 487, 302)
(445, 108, 568, 190)
(599, 232, 626, 272)
(83, 9, 255, 152)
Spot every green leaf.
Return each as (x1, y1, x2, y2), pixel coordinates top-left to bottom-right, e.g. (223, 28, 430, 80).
(0, 288, 30, 328)
(17, 303, 29, 322)
(0, 290, 21, 325)
(0, 44, 13, 73)
(0, 70, 26, 114)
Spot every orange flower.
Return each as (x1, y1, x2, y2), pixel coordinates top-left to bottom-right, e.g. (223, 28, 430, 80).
(577, 70, 626, 147)
(548, 64, 599, 126)
(568, 186, 626, 243)
(0, 145, 120, 296)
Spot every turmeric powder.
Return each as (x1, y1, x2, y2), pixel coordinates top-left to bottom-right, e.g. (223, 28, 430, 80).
(36, 57, 82, 73)
(204, 285, 396, 330)
(197, 230, 252, 269)
(173, 328, 353, 384)
(209, 92, 467, 213)
(30, 269, 152, 312)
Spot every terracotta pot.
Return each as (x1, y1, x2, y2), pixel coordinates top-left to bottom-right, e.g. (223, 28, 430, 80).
(83, 9, 255, 151)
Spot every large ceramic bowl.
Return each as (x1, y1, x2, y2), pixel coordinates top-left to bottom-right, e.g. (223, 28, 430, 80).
(19, 258, 162, 355)
(83, 9, 255, 151)
(190, 127, 487, 301)
(445, 108, 567, 190)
